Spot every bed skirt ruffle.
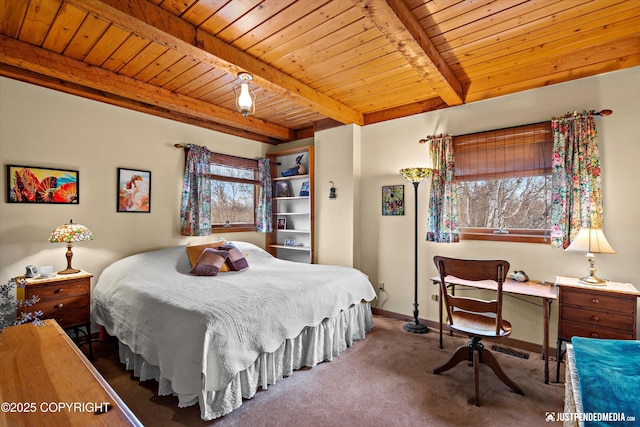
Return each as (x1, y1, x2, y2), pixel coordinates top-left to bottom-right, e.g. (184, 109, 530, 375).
(118, 302, 374, 420)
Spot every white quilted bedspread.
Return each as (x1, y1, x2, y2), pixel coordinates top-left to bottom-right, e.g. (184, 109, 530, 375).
(92, 242, 376, 394)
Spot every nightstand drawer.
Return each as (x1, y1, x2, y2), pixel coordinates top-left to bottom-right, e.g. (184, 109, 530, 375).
(562, 288, 636, 313)
(33, 295, 89, 317)
(560, 321, 634, 340)
(560, 305, 635, 331)
(25, 279, 89, 300)
(47, 308, 90, 329)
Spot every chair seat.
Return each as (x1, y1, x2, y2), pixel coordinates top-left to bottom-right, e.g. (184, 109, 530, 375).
(450, 311, 512, 338)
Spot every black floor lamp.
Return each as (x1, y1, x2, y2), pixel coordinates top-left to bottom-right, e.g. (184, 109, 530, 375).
(400, 167, 433, 334)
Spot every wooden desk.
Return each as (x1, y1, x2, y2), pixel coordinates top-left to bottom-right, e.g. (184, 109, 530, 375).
(0, 320, 141, 427)
(431, 276, 558, 384)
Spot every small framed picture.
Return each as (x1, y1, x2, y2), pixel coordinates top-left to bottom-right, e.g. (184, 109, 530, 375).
(277, 218, 286, 230)
(7, 165, 79, 204)
(284, 239, 296, 247)
(299, 181, 310, 197)
(382, 185, 404, 216)
(276, 181, 290, 197)
(117, 168, 151, 213)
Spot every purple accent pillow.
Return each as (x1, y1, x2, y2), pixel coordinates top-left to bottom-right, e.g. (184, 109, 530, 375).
(189, 248, 229, 276)
(217, 243, 249, 271)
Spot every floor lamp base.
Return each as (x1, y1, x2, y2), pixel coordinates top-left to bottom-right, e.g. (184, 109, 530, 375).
(403, 320, 429, 334)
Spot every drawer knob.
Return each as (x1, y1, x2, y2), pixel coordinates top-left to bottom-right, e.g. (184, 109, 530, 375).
(592, 315, 599, 321)
(591, 298, 599, 304)
(55, 288, 64, 294)
(54, 303, 64, 309)
(590, 332, 599, 338)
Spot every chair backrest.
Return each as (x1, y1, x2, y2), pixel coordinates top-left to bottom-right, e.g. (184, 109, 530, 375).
(433, 256, 510, 336)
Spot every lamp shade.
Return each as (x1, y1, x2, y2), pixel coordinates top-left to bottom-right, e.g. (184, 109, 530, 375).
(49, 219, 93, 274)
(49, 220, 94, 243)
(400, 167, 432, 183)
(565, 228, 615, 254)
(234, 72, 256, 116)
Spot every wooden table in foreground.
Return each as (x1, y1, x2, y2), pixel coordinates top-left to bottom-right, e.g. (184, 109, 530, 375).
(431, 276, 558, 384)
(0, 320, 141, 427)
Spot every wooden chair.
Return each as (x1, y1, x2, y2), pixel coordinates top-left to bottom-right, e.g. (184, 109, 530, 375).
(432, 256, 524, 406)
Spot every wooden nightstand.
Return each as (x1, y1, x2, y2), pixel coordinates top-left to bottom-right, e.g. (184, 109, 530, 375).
(17, 270, 93, 359)
(555, 276, 639, 382)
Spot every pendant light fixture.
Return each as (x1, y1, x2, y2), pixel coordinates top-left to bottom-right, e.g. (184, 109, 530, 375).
(234, 72, 256, 116)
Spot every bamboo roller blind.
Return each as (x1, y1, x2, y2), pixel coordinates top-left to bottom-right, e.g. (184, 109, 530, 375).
(454, 122, 552, 181)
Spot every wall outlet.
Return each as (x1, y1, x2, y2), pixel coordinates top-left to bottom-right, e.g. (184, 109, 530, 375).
(431, 294, 438, 302)
(378, 282, 385, 291)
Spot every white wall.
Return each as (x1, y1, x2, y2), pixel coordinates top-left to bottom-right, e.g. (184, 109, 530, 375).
(0, 78, 267, 284)
(314, 125, 361, 267)
(359, 66, 640, 345)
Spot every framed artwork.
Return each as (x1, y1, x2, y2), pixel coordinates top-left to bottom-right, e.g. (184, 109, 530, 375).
(284, 239, 296, 247)
(7, 165, 79, 204)
(117, 168, 151, 213)
(276, 181, 290, 197)
(277, 218, 286, 230)
(299, 181, 310, 197)
(382, 185, 404, 216)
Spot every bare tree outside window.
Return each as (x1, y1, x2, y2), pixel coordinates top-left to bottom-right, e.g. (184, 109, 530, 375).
(210, 164, 256, 228)
(457, 176, 551, 230)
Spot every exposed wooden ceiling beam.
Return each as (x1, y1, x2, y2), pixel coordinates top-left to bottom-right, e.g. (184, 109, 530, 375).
(0, 63, 283, 145)
(65, 0, 365, 126)
(0, 35, 293, 141)
(352, 0, 465, 106)
(364, 97, 448, 125)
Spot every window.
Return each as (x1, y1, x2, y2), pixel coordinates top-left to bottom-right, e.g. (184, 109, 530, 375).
(454, 122, 552, 243)
(208, 153, 260, 232)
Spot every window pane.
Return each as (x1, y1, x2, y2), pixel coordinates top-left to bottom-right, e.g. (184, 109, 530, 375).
(210, 164, 254, 179)
(211, 180, 255, 225)
(209, 162, 256, 227)
(457, 176, 550, 229)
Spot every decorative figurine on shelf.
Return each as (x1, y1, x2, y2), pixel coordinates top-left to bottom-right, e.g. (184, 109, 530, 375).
(281, 154, 306, 177)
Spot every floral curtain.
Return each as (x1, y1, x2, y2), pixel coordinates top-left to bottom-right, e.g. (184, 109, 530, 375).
(550, 111, 603, 249)
(255, 158, 272, 232)
(427, 134, 459, 243)
(180, 145, 212, 236)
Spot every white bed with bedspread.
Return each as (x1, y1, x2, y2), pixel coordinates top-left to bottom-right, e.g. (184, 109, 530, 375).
(92, 241, 376, 420)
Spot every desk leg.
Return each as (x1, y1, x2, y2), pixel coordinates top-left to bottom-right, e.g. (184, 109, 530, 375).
(543, 298, 551, 384)
(438, 282, 443, 349)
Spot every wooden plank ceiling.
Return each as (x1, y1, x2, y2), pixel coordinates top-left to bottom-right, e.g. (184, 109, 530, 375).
(1, 0, 639, 144)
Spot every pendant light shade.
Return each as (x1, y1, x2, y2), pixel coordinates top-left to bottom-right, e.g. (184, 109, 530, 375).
(234, 72, 256, 116)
